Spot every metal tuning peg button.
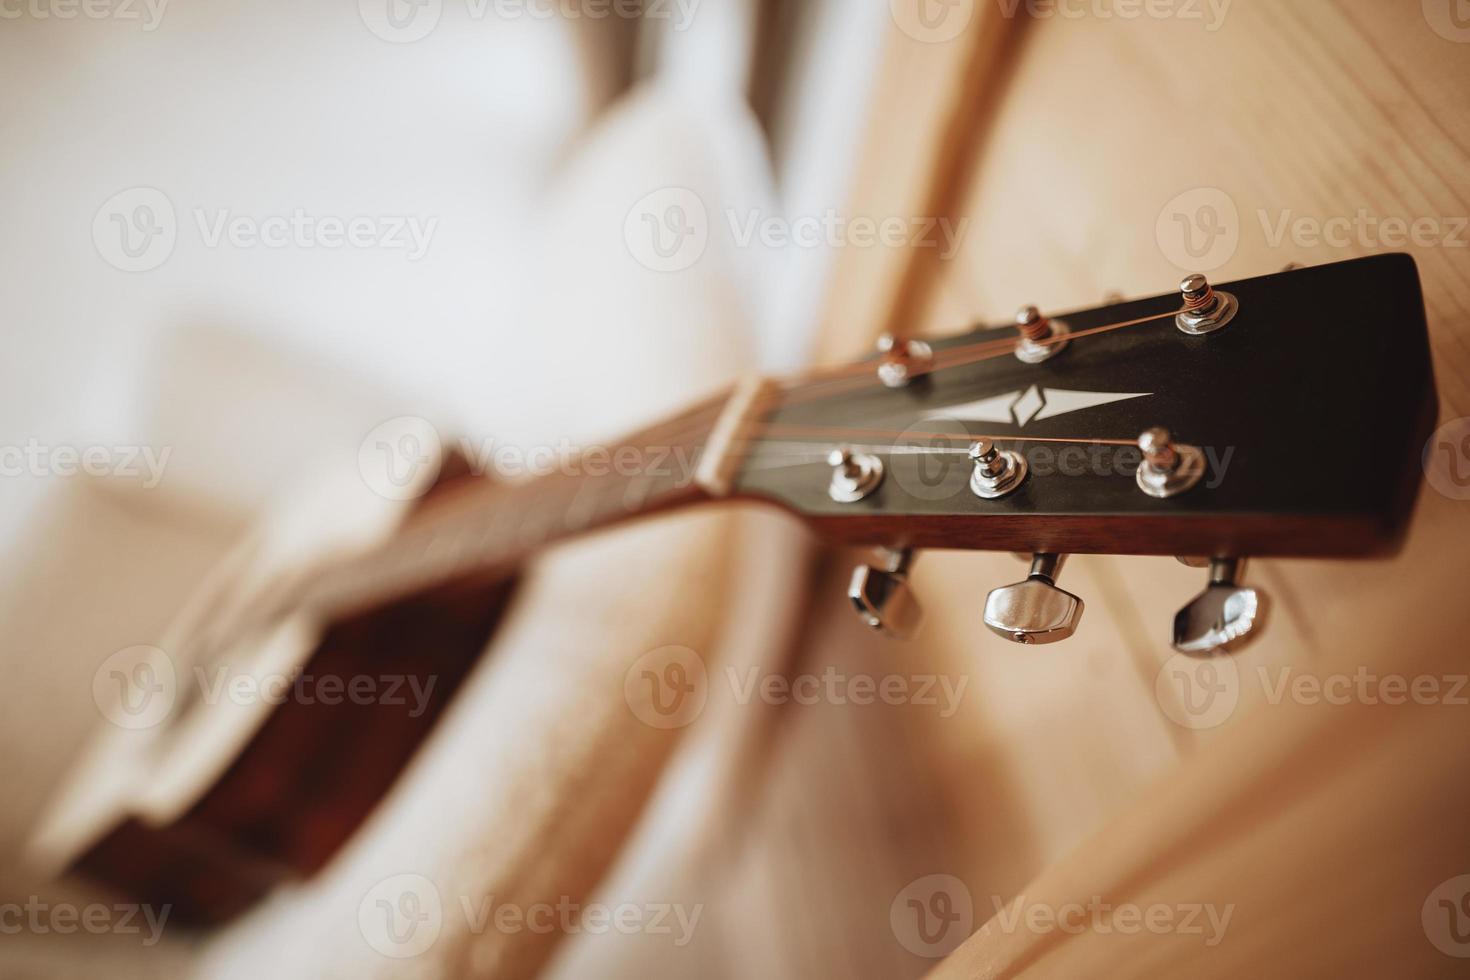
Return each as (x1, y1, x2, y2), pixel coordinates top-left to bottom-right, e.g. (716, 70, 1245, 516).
(849, 548, 923, 639)
(1135, 427, 1206, 499)
(1175, 274, 1238, 335)
(828, 446, 884, 503)
(1172, 557, 1266, 655)
(969, 440, 1028, 500)
(876, 333, 934, 388)
(983, 553, 1084, 645)
(1014, 305, 1070, 364)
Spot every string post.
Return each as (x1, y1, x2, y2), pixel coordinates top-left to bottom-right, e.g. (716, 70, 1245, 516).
(968, 439, 1028, 499)
(1176, 274, 1239, 335)
(1014, 305, 1070, 364)
(828, 446, 884, 503)
(876, 333, 935, 388)
(1136, 427, 1207, 498)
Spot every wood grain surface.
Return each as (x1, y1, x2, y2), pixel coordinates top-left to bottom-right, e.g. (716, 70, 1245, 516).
(897, 1, 1470, 975)
(602, 3, 1470, 978)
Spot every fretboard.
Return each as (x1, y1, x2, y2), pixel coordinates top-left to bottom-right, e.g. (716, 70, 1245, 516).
(285, 379, 773, 624)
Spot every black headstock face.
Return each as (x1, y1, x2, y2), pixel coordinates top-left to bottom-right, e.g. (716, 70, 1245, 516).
(735, 254, 1436, 558)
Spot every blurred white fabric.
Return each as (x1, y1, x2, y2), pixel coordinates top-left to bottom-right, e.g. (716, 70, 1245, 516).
(0, 4, 609, 877)
(0, 3, 887, 975)
(192, 76, 790, 980)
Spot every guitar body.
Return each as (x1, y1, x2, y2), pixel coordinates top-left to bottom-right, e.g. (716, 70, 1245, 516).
(42, 458, 519, 927)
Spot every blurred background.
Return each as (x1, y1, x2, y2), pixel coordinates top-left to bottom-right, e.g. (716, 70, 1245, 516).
(3, 1, 1470, 977)
(0, 0, 880, 861)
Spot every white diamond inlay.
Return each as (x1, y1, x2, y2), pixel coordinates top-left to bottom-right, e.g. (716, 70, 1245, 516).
(925, 387, 1153, 428)
(1012, 385, 1045, 427)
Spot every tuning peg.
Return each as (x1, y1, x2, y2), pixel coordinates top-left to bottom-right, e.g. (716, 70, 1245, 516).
(876, 334, 934, 388)
(1175, 274, 1239, 335)
(849, 547, 923, 639)
(828, 446, 884, 503)
(983, 553, 1084, 645)
(968, 439, 1028, 499)
(1013, 305, 1070, 364)
(1135, 427, 1205, 499)
(1172, 557, 1266, 655)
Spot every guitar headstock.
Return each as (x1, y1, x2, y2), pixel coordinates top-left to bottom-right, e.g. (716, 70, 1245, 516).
(731, 254, 1437, 650)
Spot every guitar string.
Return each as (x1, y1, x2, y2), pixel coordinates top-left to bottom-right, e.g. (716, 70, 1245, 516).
(312, 305, 1182, 610)
(622, 307, 1181, 460)
(743, 425, 1138, 446)
(623, 307, 1176, 461)
(770, 309, 1177, 409)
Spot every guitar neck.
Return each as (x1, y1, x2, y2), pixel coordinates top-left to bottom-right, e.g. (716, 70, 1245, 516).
(289, 379, 774, 623)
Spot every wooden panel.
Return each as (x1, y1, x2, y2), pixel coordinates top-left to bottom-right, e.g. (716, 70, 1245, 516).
(813, 2, 1026, 363)
(514, 6, 1470, 978)
(906, 0, 1470, 975)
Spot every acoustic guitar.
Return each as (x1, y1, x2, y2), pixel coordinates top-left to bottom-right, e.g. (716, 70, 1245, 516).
(28, 253, 1436, 928)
